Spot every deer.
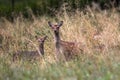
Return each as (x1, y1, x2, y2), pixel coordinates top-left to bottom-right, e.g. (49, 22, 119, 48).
(48, 21, 84, 61)
(13, 36, 47, 62)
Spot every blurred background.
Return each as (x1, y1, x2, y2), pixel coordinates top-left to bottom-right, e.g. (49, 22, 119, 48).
(0, 0, 119, 18)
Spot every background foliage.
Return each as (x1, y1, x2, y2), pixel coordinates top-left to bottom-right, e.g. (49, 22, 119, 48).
(0, 0, 119, 17)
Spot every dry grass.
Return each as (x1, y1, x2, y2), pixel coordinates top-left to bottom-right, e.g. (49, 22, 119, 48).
(0, 7, 120, 80)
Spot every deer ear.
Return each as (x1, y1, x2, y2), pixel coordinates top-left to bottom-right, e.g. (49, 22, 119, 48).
(48, 21, 52, 27)
(58, 21, 63, 27)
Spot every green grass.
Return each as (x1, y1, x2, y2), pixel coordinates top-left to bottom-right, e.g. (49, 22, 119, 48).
(0, 53, 120, 80)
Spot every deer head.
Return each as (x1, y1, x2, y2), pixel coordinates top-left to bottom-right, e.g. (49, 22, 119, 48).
(35, 36, 47, 44)
(48, 21, 63, 32)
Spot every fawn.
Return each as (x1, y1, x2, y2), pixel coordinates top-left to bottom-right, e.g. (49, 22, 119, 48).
(13, 36, 47, 61)
(48, 21, 83, 61)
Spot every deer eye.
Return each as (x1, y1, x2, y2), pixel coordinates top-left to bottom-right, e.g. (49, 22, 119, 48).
(57, 26, 60, 28)
(51, 27, 55, 29)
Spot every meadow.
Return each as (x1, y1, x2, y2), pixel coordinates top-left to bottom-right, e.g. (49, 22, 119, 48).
(0, 7, 120, 80)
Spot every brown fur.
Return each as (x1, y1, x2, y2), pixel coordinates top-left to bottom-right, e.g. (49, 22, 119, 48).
(13, 36, 47, 62)
(48, 21, 83, 61)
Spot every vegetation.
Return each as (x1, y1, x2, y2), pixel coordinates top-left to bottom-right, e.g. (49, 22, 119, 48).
(0, 0, 119, 17)
(0, 4, 120, 79)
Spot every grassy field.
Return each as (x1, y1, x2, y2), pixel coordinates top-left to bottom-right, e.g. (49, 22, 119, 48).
(0, 7, 120, 80)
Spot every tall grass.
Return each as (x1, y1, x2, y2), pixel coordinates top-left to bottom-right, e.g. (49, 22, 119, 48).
(0, 7, 120, 80)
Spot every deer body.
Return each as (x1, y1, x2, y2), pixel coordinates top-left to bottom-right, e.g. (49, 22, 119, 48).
(48, 21, 82, 60)
(13, 36, 47, 61)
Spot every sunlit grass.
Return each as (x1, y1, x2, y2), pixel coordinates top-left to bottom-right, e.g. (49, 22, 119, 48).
(0, 7, 120, 80)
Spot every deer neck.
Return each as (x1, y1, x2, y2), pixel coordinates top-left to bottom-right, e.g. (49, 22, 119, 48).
(54, 31, 61, 43)
(39, 43, 44, 55)
(54, 31, 61, 50)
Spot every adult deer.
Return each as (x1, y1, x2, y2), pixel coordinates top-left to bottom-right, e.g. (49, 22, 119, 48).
(48, 21, 83, 61)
